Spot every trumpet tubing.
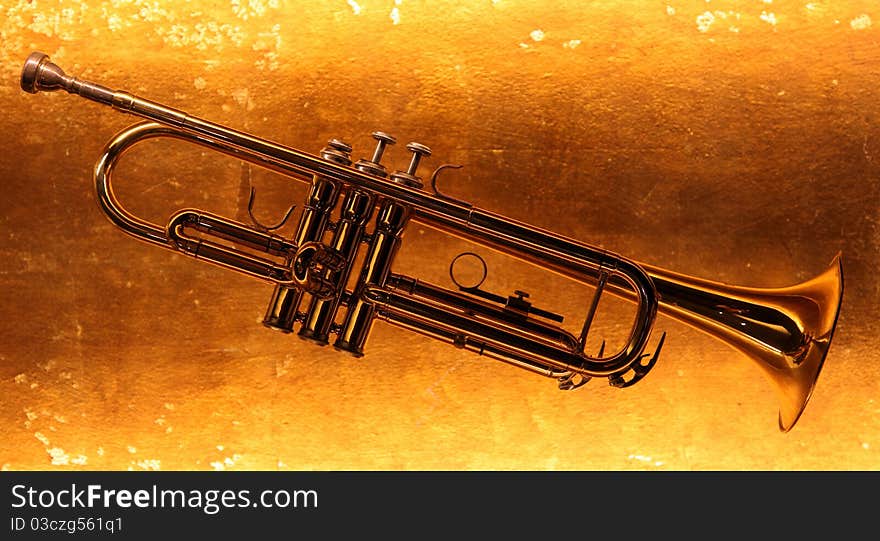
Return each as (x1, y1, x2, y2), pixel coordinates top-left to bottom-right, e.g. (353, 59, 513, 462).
(21, 52, 844, 431)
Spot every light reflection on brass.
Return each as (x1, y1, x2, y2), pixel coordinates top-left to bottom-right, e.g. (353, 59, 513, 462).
(1, 1, 878, 471)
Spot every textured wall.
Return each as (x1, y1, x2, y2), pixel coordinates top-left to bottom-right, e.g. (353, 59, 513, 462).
(1, 1, 878, 470)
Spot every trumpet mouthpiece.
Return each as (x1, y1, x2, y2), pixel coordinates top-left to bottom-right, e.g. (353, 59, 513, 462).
(21, 51, 69, 94)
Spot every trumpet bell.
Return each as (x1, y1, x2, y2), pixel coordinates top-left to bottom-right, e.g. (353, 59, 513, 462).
(757, 255, 843, 431)
(644, 254, 844, 432)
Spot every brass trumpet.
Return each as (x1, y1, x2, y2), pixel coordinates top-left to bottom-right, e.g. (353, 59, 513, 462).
(21, 52, 843, 431)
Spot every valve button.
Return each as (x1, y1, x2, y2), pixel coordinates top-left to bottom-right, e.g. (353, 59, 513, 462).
(354, 131, 396, 177)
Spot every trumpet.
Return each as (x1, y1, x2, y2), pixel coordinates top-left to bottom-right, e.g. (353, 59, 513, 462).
(21, 51, 843, 432)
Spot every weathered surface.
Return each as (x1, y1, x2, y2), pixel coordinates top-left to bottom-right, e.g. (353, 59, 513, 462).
(0, 1, 877, 470)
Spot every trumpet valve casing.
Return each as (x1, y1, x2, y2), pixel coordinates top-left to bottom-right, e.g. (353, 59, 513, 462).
(263, 173, 342, 332)
(334, 200, 412, 356)
(297, 189, 374, 345)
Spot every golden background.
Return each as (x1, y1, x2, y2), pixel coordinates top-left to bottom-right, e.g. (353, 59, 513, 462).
(1, 0, 878, 470)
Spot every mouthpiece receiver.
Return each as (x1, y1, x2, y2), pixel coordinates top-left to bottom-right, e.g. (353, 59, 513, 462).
(21, 52, 66, 94)
(21, 51, 117, 105)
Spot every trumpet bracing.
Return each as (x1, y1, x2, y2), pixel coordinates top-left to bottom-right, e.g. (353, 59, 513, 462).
(21, 52, 843, 431)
